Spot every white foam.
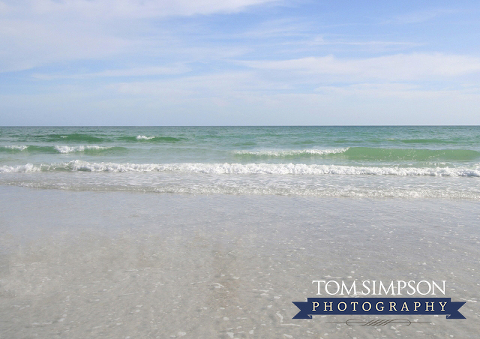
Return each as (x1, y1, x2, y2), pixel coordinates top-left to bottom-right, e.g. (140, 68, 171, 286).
(0, 163, 42, 173)
(2, 160, 479, 177)
(234, 148, 348, 157)
(54, 145, 109, 154)
(136, 135, 155, 140)
(4, 179, 480, 199)
(2, 145, 28, 151)
(70, 161, 480, 177)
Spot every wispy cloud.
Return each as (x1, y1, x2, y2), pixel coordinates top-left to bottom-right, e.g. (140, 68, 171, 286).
(114, 71, 293, 97)
(0, 15, 130, 72)
(5, 0, 280, 19)
(242, 53, 480, 82)
(310, 37, 420, 48)
(386, 8, 457, 25)
(32, 65, 191, 80)
(0, 0, 281, 72)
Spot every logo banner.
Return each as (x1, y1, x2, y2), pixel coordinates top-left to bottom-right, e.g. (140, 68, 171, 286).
(293, 298, 466, 320)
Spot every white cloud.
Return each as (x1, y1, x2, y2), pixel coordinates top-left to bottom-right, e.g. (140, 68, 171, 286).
(2, 67, 480, 125)
(243, 53, 480, 82)
(310, 37, 420, 48)
(0, 17, 131, 72)
(114, 71, 293, 97)
(6, 0, 279, 19)
(387, 8, 457, 25)
(107, 69, 480, 118)
(0, 1, 9, 14)
(0, 0, 279, 72)
(32, 65, 191, 80)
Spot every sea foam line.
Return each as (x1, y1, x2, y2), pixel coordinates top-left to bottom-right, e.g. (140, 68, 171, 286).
(136, 135, 155, 140)
(1, 161, 479, 177)
(234, 148, 348, 157)
(0, 145, 113, 154)
(1, 145, 29, 151)
(5, 181, 480, 199)
(54, 145, 112, 154)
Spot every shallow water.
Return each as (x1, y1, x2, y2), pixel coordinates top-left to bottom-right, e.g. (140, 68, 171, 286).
(1, 186, 478, 338)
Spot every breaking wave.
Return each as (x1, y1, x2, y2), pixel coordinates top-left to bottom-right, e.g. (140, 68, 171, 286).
(0, 145, 125, 154)
(1, 161, 479, 177)
(234, 147, 480, 161)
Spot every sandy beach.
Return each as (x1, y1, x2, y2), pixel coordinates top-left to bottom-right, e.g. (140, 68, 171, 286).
(1, 186, 478, 338)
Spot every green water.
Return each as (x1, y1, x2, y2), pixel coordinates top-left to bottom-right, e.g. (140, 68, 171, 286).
(1, 126, 479, 198)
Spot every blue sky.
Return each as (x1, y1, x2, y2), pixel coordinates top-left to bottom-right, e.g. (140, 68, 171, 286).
(1, 0, 480, 125)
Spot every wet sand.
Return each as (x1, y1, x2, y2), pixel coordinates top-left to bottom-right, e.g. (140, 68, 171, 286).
(0, 186, 479, 338)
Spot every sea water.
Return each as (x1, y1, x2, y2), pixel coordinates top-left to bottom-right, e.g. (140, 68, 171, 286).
(1, 126, 480, 198)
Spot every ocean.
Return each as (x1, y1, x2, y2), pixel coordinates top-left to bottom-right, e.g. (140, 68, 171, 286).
(1, 126, 480, 198)
(1, 126, 479, 338)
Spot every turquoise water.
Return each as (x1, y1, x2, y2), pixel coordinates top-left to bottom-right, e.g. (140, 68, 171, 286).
(1, 126, 479, 198)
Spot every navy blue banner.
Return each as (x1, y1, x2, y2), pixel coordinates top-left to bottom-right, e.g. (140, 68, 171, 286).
(293, 298, 465, 320)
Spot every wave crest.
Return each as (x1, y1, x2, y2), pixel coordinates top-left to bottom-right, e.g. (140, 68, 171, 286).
(234, 148, 348, 157)
(54, 145, 112, 154)
(233, 147, 480, 161)
(136, 135, 155, 140)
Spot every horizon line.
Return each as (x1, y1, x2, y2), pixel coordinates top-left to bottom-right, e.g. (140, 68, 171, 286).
(1, 125, 480, 128)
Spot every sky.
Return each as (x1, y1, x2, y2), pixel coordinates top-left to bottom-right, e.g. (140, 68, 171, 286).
(1, 0, 480, 126)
